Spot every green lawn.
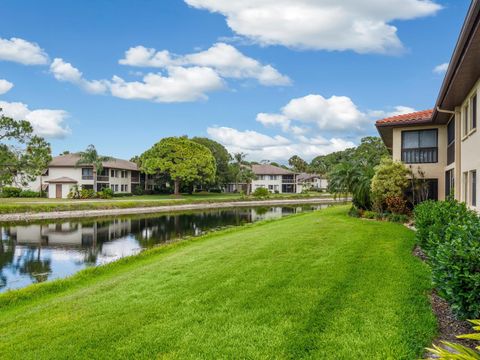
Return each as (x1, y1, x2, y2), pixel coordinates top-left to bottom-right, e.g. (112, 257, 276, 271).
(0, 206, 436, 359)
(0, 192, 331, 214)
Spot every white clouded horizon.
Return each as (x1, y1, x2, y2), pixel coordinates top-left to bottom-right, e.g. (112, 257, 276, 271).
(0, 100, 70, 138)
(433, 62, 449, 74)
(184, 0, 442, 54)
(0, 37, 49, 65)
(207, 126, 356, 161)
(0, 79, 14, 95)
(119, 42, 291, 86)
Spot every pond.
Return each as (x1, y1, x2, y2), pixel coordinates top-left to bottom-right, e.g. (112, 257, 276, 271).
(0, 204, 329, 292)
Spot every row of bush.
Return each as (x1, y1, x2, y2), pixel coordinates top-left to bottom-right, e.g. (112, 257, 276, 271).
(1, 187, 44, 198)
(348, 206, 409, 223)
(414, 199, 480, 319)
(67, 186, 114, 199)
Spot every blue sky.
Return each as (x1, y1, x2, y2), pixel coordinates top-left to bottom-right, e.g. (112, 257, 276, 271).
(0, 0, 471, 162)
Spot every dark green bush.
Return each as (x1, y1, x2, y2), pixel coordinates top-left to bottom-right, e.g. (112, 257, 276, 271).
(348, 206, 361, 218)
(1, 187, 22, 198)
(252, 187, 270, 198)
(113, 193, 133, 197)
(19, 190, 41, 198)
(386, 213, 408, 223)
(363, 210, 376, 219)
(414, 199, 480, 318)
(80, 188, 95, 199)
(97, 188, 114, 199)
(132, 185, 145, 196)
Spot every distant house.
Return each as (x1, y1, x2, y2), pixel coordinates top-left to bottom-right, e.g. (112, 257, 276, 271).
(297, 173, 328, 191)
(226, 164, 301, 194)
(22, 153, 141, 198)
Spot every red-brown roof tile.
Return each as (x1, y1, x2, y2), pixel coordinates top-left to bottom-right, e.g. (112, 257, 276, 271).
(375, 109, 434, 127)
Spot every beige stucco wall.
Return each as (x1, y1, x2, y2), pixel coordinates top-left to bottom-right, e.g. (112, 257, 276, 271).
(458, 78, 480, 209)
(391, 124, 448, 200)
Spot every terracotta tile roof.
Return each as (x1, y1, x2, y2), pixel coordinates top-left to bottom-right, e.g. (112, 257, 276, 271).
(375, 109, 434, 127)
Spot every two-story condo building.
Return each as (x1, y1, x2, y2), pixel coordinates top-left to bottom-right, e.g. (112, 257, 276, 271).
(25, 153, 141, 198)
(226, 164, 301, 194)
(376, 0, 480, 208)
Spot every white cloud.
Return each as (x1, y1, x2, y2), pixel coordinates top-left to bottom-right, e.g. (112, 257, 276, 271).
(184, 0, 441, 54)
(109, 66, 224, 102)
(207, 126, 354, 161)
(50, 58, 108, 94)
(0, 79, 13, 95)
(0, 37, 49, 65)
(119, 42, 291, 86)
(368, 105, 417, 119)
(433, 62, 449, 74)
(0, 101, 70, 138)
(258, 94, 371, 133)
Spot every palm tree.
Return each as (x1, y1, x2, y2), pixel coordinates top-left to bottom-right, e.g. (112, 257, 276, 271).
(76, 145, 110, 193)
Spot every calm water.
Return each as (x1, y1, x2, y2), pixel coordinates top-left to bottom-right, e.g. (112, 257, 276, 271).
(0, 204, 328, 292)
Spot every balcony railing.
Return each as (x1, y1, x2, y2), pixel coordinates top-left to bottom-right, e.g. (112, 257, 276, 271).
(97, 176, 109, 182)
(131, 176, 140, 183)
(401, 147, 438, 164)
(82, 175, 93, 180)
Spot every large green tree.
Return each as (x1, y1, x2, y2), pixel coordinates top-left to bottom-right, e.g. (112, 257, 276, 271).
(76, 145, 111, 193)
(310, 148, 355, 175)
(327, 136, 388, 210)
(0, 113, 52, 189)
(288, 155, 309, 173)
(191, 137, 231, 187)
(140, 137, 216, 195)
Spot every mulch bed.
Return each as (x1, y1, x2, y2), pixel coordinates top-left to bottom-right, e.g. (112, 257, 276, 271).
(413, 245, 477, 352)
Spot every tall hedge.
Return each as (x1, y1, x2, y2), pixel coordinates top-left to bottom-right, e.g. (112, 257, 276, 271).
(414, 199, 480, 318)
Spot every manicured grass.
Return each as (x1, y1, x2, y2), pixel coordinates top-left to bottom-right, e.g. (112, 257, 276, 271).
(0, 192, 330, 214)
(0, 206, 436, 359)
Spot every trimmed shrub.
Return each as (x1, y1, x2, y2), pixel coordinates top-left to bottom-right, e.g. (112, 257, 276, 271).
(385, 195, 408, 215)
(19, 190, 41, 198)
(348, 206, 362, 218)
(132, 185, 145, 196)
(1, 187, 22, 198)
(252, 187, 270, 198)
(80, 188, 95, 199)
(414, 199, 480, 318)
(97, 188, 114, 199)
(363, 210, 376, 219)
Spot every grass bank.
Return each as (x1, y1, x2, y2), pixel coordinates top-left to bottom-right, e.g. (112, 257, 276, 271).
(0, 206, 436, 359)
(0, 192, 332, 214)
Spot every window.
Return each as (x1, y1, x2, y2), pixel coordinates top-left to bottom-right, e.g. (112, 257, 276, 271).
(471, 94, 477, 130)
(115, 184, 119, 192)
(463, 104, 470, 136)
(471, 170, 477, 207)
(445, 169, 454, 198)
(82, 168, 93, 180)
(111, 169, 115, 177)
(125, 185, 128, 193)
(447, 120, 455, 165)
(463, 172, 469, 202)
(401, 129, 438, 163)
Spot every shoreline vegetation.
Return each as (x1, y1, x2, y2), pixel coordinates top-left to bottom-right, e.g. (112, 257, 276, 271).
(0, 206, 436, 359)
(0, 193, 347, 221)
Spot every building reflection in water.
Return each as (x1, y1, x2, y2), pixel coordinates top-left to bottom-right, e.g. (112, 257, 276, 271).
(0, 205, 326, 292)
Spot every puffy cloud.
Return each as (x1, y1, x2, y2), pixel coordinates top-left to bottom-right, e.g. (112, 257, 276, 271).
(0, 79, 13, 95)
(119, 42, 291, 86)
(257, 94, 418, 134)
(207, 126, 354, 161)
(258, 94, 370, 133)
(110, 66, 224, 103)
(433, 62, 449, 74)
(184, 0, 441, 54)
(50, 58, 108, 94)
(0, 101, 70, 138)
(0, 37, 49, 65)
